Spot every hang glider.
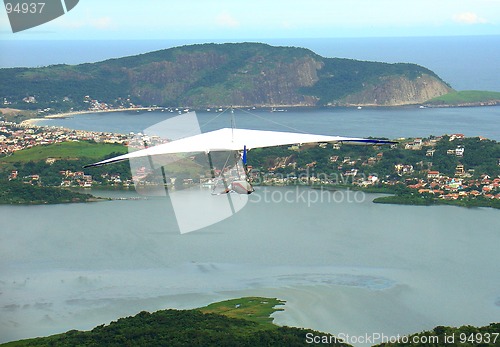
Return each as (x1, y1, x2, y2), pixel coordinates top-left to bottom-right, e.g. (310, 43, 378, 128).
(83, 116, 396, 233)
(84, 127, 395, 168)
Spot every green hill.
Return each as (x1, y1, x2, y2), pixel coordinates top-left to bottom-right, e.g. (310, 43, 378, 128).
(0, 43, 452, 110)
(2, 296, 498, 347)
(1, 297, 350, 347)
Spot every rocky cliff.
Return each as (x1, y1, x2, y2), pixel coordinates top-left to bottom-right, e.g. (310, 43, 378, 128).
(340, 74, 453, 106)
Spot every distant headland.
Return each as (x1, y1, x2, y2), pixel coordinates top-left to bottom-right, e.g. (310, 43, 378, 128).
(0, 42, 458, 112)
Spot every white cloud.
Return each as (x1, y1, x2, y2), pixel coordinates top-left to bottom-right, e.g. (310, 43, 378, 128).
(215, 11, 239, 28)
(453, 12, 488, 24)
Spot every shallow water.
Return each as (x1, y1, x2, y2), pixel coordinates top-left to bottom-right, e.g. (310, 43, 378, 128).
(1, 188, 499, 344)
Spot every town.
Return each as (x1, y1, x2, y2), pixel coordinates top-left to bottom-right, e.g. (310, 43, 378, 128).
(1, 119, 499, 206)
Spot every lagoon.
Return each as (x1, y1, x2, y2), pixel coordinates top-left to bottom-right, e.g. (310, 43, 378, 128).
(33, 105, 500, 141)
(1, 187, 499, 345)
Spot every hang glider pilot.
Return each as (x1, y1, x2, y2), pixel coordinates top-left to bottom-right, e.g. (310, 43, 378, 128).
(223, 179, 254, 194)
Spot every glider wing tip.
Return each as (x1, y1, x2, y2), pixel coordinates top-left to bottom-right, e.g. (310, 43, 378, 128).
(83, 163, 99, 168)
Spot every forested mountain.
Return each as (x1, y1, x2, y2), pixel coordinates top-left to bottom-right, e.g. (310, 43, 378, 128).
(0, 43, 452, 110)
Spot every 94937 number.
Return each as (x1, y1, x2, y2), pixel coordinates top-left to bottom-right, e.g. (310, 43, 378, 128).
(5, 2, 45, 14)
(458, 332, 499, 344)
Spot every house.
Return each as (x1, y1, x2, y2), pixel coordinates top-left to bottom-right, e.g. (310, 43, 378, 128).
(427, 171, 440, 180)
(23, 96, 37, 103)
(368, 175, 379, 183)
(455, 147, 464, 157)
(405, 139, 422, 150)
(455, 164, 465, 176)
(449, 134, 465, 141)
(426, 149, 435, 157)
(8, 170, 18, 180)
(344, 169, 358, 177)
(395, 164, 414, 175)
(446, 178, 462, 190)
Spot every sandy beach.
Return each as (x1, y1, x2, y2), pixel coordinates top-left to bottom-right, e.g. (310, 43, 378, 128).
(20, 107, 163, 127)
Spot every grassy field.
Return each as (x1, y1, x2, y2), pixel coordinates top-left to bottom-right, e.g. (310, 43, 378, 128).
(0, 141, 208, 179)
(426, 90, 500, 105)
(198, 297, 285, 328)
(0, 141, 127, 163)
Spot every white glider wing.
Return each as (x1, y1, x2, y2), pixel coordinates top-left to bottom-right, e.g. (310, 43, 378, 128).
(84, 128, 395, 168)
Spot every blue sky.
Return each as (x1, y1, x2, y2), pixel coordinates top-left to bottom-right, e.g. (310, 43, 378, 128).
(1, 0, 499, 40)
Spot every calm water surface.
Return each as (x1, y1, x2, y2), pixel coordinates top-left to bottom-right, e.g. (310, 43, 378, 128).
(34, 106, 500, 141)
(1, 188, 499, 344)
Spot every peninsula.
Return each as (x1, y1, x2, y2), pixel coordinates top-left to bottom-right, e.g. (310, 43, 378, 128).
(2, 297, 498, 346)
(0, 42, 454, 112)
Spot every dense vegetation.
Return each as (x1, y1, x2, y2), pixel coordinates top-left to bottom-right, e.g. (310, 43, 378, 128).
(249, 136, 500, 181)
(373, 323, 500, 346)
(0, 179, 94, 204)
(0, 42, 451, 110)
(3, 296, 498, 347)
(373, 192, 500, 209)
(1, 297, 349, 347)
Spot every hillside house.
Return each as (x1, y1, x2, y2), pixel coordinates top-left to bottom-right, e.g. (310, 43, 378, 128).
(427, 171, 440, 180)
(395, 164, 414, 175)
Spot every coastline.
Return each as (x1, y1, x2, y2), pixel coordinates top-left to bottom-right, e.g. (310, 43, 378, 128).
(17, 101, 500, 127)
(19, 107, 163, 127)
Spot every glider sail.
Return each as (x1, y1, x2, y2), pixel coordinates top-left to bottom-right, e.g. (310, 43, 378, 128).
(84, 128, 395, 168)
